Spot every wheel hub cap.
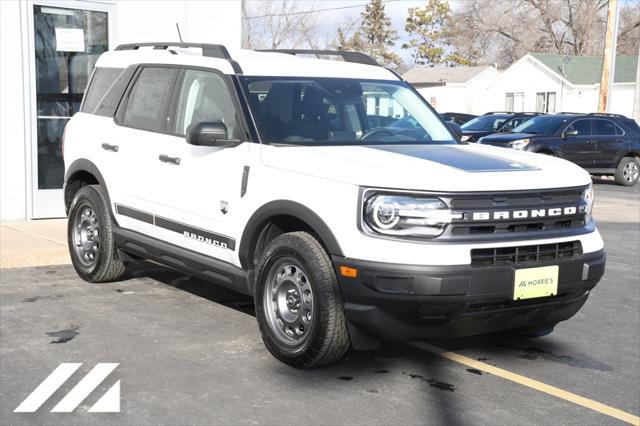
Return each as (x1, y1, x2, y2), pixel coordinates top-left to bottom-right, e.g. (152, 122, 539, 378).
(623, 161, 639, 182)
(264, 260, 314, 345)
(72, 205, 100, 266)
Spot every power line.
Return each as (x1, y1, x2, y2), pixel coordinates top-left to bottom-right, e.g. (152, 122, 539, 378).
(242, 0, 401, 20)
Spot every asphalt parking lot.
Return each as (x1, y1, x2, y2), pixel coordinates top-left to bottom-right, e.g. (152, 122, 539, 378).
(1, 180, 638, 425)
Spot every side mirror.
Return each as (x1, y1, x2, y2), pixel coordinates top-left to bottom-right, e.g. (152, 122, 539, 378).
(446, 121, 463, 139)
(186, 121, 240, 147)
(501, 125, 513, 132)
(563, 129, 578, 139)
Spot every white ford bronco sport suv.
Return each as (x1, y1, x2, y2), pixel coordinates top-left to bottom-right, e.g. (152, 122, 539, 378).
(64, 43, 606, 368)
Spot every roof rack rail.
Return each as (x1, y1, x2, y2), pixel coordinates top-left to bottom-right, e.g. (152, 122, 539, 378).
(587, 112, 626, 118)
(257, 49, 379, 66)
(114, 42, 242, 73)
(483, 111, 511, 115)
(115, 42, 232, 60)
(556, 111, 582, 114)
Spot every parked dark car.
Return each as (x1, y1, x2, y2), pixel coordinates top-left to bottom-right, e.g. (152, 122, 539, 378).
(478, 113, 640, 186)
(460, 112, 543, 142)
(440, 112, 477, 126)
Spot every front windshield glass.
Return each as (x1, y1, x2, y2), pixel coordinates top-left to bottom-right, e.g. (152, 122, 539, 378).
(461, 115, 509, 131)
(512, 115, 572, 134)
(240, 77, 456, 145)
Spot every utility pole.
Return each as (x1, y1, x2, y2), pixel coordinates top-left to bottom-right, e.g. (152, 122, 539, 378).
(633, 45, 640, 122)
(598, 0, 620, 112)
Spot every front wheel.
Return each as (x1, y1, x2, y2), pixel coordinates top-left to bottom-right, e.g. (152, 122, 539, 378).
(254, 232, 350, 368)
(614, 157, 640, 186)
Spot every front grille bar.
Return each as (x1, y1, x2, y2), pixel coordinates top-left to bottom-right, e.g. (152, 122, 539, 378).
(471, 241, 582, 267)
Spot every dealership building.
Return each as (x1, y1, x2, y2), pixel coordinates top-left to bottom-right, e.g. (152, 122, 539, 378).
(0, 0, 241, 220)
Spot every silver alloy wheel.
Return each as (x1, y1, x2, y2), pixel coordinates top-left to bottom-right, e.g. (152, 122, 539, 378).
(264, 258, 314, 346)
(72, 204, 100, 267)
(623, 160, 639, 183)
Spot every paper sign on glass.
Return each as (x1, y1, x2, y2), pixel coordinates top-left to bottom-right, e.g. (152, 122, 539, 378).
(55, 28, 85, 52)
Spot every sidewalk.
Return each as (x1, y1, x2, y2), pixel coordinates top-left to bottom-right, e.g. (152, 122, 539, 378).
(0, 219, 69, 268)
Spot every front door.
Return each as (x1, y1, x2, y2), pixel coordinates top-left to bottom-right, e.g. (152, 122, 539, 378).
(28, 1, 115, 218)
(561, 119, 596, 168)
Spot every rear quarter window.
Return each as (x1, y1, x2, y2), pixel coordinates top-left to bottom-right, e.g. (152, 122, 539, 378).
(81, 67, 124, 113)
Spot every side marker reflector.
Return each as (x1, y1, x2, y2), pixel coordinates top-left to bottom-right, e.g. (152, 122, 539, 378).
(340, 266, 358, 278)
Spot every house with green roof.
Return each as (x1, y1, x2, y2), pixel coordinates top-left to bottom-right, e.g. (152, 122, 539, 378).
(486, 53, 638, 118)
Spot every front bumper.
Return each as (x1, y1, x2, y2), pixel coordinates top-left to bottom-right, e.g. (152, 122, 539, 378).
(333, 249, 605, 341)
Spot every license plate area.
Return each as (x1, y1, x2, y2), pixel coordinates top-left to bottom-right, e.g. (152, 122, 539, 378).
(513, 265, 559, 300)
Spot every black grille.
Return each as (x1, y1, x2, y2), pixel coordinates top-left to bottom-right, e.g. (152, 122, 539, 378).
(442, 187, 589, 240)
(471, 241, 582, 267)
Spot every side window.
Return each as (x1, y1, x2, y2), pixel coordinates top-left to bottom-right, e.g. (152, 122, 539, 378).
(94, 66, 137, 118)
(174, 70, 239, 138)
(82, 67, 124, 113)
(566, 120, 592, 136)
(593, 120, 622, 136)
(122, 67, 178, 132)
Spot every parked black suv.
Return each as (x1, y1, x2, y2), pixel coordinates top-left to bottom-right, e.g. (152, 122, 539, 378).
(460, 112, 543, 142)
(478, 113, 640, 186)
(440, 112, 477, 126)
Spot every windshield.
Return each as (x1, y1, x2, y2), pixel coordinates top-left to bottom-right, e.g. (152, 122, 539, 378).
(512, 115, 572, 134)
(240, 77, 456, 145)
(461, 114, 509, 131)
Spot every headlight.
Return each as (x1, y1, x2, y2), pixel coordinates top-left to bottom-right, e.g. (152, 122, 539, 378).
(509, 138, 530, 150)
(582, 183, 594, 216)
(461, 135, 470, 142)
(363, 194, 461, 238)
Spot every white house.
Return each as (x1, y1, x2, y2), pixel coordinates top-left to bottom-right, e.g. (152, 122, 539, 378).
(486, 53, 638, 116)
(1, 0, 241, 220)
(402, 65, 500, 115)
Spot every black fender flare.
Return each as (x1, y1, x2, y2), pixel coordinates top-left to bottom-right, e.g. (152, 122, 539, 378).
(238, 200, 344, 269)
(64, 159, 114, 218)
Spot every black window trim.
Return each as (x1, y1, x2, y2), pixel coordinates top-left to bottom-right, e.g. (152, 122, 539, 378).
(114, 63, 254, 142)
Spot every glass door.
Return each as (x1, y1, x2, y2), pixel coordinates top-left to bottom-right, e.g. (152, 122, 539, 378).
(28, 1, 115, 218)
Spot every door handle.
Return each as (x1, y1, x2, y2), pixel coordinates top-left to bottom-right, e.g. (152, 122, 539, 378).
(101, 143, 119, 152)
(159, 154, 181, 165)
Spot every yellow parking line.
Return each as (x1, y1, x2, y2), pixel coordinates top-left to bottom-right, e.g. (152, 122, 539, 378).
(412, 342, 640, 426)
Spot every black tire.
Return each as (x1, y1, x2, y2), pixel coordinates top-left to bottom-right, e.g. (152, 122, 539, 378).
(67, 185, 126, 283)
(254, 231, 350, 368)
(614, 157, 640, 186)
(511, 322, 557, 338)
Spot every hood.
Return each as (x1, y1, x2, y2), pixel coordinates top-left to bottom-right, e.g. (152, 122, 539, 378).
(461, 130, 491, 136)
(260, 143, 591, 192)
(479, 132, 536, 143)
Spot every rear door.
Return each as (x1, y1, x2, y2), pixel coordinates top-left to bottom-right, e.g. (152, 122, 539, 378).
(110, 66, 181, 238)
(561, 119, 595, 168)
(591, 119, 627, 169)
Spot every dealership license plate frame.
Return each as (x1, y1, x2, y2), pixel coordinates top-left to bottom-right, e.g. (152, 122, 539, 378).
(513, 265, 559, 300)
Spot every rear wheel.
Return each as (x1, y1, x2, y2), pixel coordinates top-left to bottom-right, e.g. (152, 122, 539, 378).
(614, 157, 640, 186)
(255, 232, 350, 368)
(67, 185, 126, 283)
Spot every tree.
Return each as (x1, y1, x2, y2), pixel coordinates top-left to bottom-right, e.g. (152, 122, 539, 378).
(449, 0, 619, 68)
(241, 0, 320, 50)
(403, 0, 470, 66)
(617, 4, 640, 55)
(336, 0, 404, 69)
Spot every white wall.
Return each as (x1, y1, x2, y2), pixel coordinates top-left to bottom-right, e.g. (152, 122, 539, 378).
(414, 68, 499, 115)
(0, 0, 241, 220)
(115, 0, 241, 49)
(0, 1, 28, 220)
